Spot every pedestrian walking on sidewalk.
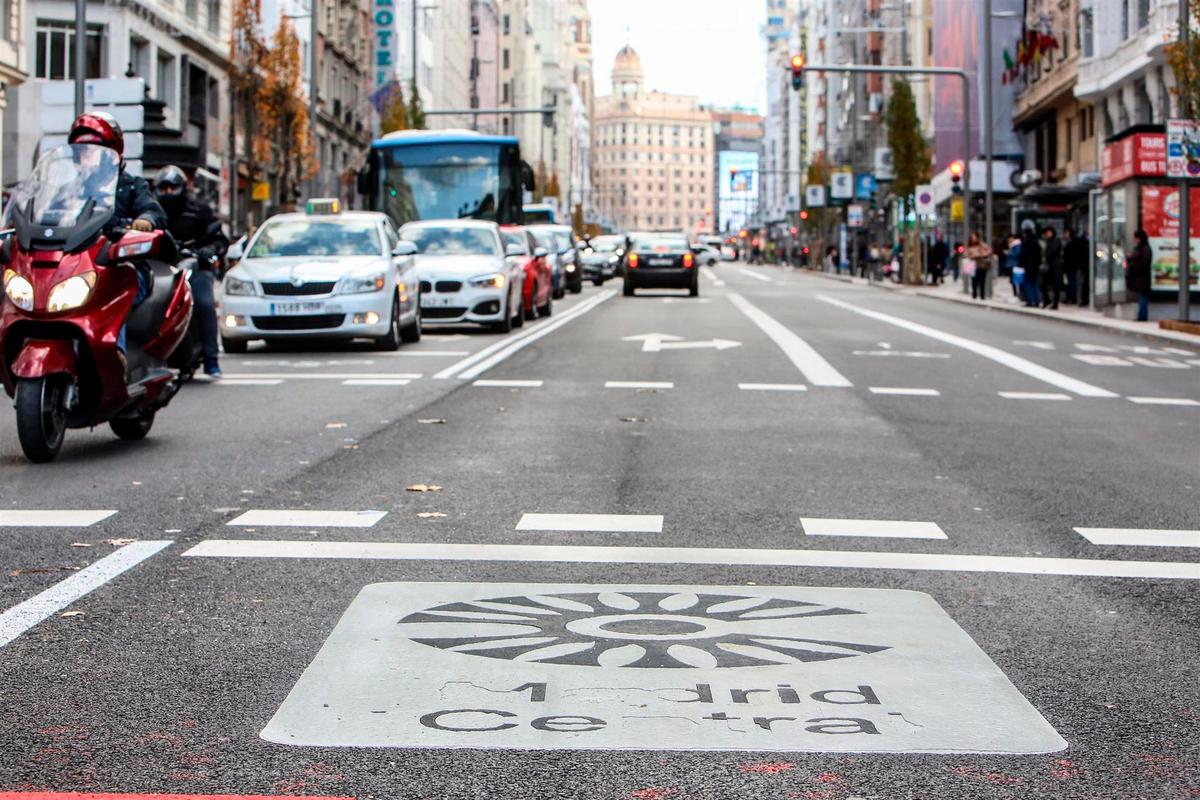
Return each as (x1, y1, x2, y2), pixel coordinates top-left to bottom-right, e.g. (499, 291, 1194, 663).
(964, 232, 993, 300)
(1124, 229, 1153, 322)
(928, 232, 949, 285)
(1063, 227, 1087, 305)
(1042, 227, 1063, 309)
(1019, 222, 1042, 307)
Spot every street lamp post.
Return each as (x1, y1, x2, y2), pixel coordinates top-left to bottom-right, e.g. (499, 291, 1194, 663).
(284, 6, 319, 200)
(1180, 0, 1192, 322)
(73, 0, 87, 115)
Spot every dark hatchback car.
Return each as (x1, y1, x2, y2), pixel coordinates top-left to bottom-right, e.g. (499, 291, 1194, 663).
(622, 231, 699, 297)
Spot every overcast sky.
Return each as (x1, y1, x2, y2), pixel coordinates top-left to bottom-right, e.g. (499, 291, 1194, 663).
(590, 0, 767, 113)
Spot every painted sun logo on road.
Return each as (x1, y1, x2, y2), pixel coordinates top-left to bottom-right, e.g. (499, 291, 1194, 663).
(397, 591, 890, 669)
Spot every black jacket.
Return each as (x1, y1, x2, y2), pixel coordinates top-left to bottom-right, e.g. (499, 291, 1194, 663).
(116, 171, 167, 230)
(1018, 232, 1042, 276)
(1126, 241, 1153, 294)
(1063, 236, 1088, 275)
(1043, 235, 1063, 272)
(162, 194, 229, 264)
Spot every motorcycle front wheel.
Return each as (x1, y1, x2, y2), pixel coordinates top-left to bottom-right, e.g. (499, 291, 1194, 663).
(15, 376, 68, 463)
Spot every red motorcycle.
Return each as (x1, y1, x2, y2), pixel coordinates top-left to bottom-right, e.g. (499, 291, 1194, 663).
(0, 144, 192, 462)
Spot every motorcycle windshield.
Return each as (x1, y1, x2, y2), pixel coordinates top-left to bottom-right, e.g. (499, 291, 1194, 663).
(10, 143, 119, 230)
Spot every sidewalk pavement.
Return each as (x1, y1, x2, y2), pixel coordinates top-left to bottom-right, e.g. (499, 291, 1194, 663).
(797, 266, 1200, 347)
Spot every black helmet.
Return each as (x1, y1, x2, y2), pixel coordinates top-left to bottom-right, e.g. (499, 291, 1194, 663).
(155, 165, 189, 212)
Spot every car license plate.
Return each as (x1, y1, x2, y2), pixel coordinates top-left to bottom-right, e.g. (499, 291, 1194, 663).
(649, 258, 674, 266)
(421, 295, 458, 308)
(270, 302, 324, 315)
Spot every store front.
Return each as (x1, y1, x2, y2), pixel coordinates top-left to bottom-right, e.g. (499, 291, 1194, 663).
(1093, 127, 1200, 310)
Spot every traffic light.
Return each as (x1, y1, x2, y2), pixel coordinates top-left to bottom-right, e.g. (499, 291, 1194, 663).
(949, 160, 964, 195)
(790, 54, 805, 90)
(790, 226, 799, 236)
(799, 210, 809, 221)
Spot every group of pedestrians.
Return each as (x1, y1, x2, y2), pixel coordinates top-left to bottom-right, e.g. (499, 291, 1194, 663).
(1010, 223, 1091, 310)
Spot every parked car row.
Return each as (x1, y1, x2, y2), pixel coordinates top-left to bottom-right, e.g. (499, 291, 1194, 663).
(217, 205, 599, 351)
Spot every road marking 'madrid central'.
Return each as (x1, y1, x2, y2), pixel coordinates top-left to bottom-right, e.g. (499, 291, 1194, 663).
(227, 510, 386, 528)
(0, 541, 172, 649)
(182, 540, 1200, 580)
(816, 295, 1118, 398)
(516, 514, 664, 533)
(259, 582, 1065, 753)
(727, 294, 853, 387)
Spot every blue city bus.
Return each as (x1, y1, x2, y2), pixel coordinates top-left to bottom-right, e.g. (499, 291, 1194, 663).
(357, 130, 533, 227)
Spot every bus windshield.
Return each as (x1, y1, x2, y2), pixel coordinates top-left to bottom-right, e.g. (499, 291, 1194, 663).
(376, 141, 521, 227)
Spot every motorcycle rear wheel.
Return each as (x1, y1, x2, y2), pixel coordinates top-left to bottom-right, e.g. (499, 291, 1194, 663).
(15, 376, 68, 463)
(110, 411, 155, 441)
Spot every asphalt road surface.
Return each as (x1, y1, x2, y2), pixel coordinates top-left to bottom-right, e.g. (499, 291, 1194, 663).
(1, 264, 1197, 800)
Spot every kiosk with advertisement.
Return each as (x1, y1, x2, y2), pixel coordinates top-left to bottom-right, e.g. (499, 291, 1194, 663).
(1095, 127, 1200, 308)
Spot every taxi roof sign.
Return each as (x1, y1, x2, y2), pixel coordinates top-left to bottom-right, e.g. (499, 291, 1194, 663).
(306, 198, 341, 215)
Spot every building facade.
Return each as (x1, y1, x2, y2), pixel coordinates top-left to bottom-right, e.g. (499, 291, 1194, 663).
(0, 0, 27, 189)
(709, 106, 763, 233)
(592, 45, 713, 233)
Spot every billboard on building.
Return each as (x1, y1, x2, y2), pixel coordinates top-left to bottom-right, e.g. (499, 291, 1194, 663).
(1141, 184, 1200, 291)
(718, 150, 759, 233)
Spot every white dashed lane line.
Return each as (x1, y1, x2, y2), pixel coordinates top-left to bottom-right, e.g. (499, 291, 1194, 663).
(869, 387, 941, 397)
(605, 381, 675, 390)
(801, 518, 948, 540)
(1127, 397, 1200, 406)
(738, 383, 808, 392)
(183, 539, 1200, 580)
(738, 268, 774, 283)
(0, 510, 117, 527)
(215, 379, 285, 386)
(473, 379, 545, 388)
(227, 510, 387, 528)
(342, 379, 412, 386)
(998, 392, 1072, 401)
(515, 513, 665, 533)
(1075, 528, 1200, 548)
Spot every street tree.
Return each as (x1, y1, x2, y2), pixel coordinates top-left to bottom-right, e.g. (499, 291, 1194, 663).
(547, 172, 562, 204)
(1167, 4, 1200, 117)
(256, 19, 316, 208)
(885, 79, 931, 284)
(380, 82, 409, 134)
(571, 203, 585, 236)
(407, 80, 427, 130)
(230, 0, 266, 231)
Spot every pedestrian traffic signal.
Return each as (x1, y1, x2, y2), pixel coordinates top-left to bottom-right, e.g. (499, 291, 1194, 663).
(790, 54, 805, 90)
(949, 160, 964, 195)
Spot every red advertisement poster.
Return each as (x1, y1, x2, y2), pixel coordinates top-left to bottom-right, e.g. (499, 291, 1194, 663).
(1140, 184, 1200, 290)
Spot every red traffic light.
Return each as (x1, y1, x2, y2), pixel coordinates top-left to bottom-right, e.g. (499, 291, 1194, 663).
(790, 226, 799, 235)
(802, 246, 810, 255)
(956, 245, 965, 254)
(799, 210, 809, 221)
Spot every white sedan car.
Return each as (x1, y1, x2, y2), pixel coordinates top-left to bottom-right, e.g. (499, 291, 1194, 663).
(219, 206, 421, 352)
(399, 220, 526, 332)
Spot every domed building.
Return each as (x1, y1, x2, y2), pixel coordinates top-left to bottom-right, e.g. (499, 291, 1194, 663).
(592, 45, 714, 232)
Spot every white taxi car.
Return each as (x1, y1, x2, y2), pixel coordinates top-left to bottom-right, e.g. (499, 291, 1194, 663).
(399, 220, 526, 332)
(219, 200, 421, 352)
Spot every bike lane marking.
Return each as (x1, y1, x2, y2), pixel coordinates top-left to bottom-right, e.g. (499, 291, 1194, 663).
(0, 540, 172, 649)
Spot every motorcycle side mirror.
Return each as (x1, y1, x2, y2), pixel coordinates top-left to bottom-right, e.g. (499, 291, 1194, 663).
(108, 230, 163, 263)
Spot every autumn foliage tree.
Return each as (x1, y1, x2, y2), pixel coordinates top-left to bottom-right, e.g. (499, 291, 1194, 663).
(257, 18, 316, 207)
(379, 82, 409, 134)
(1167, 5, 1200, 118)
(230, 0, 265, 230)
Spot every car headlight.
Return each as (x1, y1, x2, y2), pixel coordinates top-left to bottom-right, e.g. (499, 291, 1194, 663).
(566, 264, 576, 272)
(46, 272, 96, 312)
(469, 273, 507, 288)
(3, 269, 33, 311)
(608, 256, 620, 264)
(342, 273, 386, 293)
(225, 276, 257, 296)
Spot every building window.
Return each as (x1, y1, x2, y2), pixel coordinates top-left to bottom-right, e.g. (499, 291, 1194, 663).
(207, 0, 221, 34)
(208, 76, 220, 118)
(1136, 0, 1150, 30)
(502, 14, 510, 34)
(186, 0, 198, 21)
(156, 50, 177, 111)
(502, 49, 509, 70)
(1080, 9, 1094, 58)
(0, 0, 16, 42)
(34, 20, 103, 80)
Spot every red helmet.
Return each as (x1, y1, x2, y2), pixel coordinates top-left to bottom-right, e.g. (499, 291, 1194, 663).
(67, 111, 125, 157)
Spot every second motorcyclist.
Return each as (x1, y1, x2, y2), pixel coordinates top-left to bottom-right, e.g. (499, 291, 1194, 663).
(154, 165, 229, 378)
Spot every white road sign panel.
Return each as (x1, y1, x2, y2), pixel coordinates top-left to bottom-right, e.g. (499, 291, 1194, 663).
(805, 185, 826, 208)
(262, 582, 1066, 753)
(915, 184, 935, 216)
(830, 172, 854, 200)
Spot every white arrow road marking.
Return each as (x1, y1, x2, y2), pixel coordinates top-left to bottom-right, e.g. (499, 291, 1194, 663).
(728, 294, 853, 387)
(817, 295, 1118, 398)
(0, 540, 173, 649)
(622, 333, 741, 352)
(184, 539, 1200, 580)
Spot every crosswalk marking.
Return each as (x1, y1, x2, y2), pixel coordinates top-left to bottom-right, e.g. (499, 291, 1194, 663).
(0, 510, 117, 527)
(227, 510, 387, 528)
(728, 293, 853, 387)
(998, 392, 1072, 401)
(515, 513, 664, 533)
(1127, 397, 1200, 406)
(817, 294, 1118, 398)
(1075, 528, 1200, 548)
(738, 383, 808, 392)
(801, 518, 948, 540)
(605, 381, 674, 389)
(473, 379, 545, 388)
(182, 539, 1200, 580)
(0, 541, 172, 649)
(869, 387, 941, 396)
(342, 379, 412, 386)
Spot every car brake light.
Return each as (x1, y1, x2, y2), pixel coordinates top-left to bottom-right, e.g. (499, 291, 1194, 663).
(628, 253, 639, 269)
(683, 253, 694, 268)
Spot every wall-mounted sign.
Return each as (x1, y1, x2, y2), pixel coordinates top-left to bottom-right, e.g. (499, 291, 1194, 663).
(372, 0, 396, 90)
(1166, 119, 1200, 180)
(806, 185, 827, 208)
(1101, 133, 1166, 187)
(830, 171, 854, 200)
(847, 204, 865, 228)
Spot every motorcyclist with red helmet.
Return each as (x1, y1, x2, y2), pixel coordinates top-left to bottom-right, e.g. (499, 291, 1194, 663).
(66, 111, 167, 358)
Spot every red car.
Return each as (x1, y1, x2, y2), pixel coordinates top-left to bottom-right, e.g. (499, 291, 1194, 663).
(500, 225, 553, 320)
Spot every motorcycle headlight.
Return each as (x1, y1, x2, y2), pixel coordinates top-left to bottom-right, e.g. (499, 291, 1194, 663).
(225, 275, 257, 296)
(3, 269, 33, 311)
(342, 273, 386, 293)
(46, 272, 96, 312)
(469, 273, 507, 289)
